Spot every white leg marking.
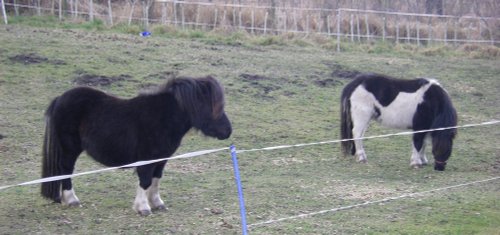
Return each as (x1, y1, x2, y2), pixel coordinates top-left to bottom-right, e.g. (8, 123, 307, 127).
(351, 106, 372, 163)
(419, 142, 428, 165)
(147, 178, 166, 211)
(410, 139, 429, 168)
(133, 185, 152, 216)
(410, 144, 423, 168)
(61, 189, 81, 207)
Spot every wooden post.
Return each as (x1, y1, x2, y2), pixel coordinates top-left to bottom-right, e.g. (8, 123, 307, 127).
(264, 11, 268, 34)
(1, 0, 7, 24)
(89, 0, 94, 21)
(239, 10, 242, 30)
(161, 3, 167, 25)
(232, 7, 236, 30)
(107, 0, 113, 26)
(182, 5, 186, 30)
(350, 14, 354, 42)
(214, 8, 218, 29)
(58, 0, 62, 20)
(222, 10, 226, 30)
(444, 20, 448, 45)
(306, 13, 309, 35)
(356, 14, 360, 42)
(337, 9, 341, 52)
(453, 19, 457, 46)
(173, 1, 178, 26)
(467, 22, 472, 42)
(382, 16, 386, 42)
(293, 9, 297, 32)
(479, 19, 483, 42)
(365, 14, 370, 42)
(284, 12, 287, 34)
(128, 0, 136, 26)
(327, 15, 331, 36)
(406, 17, 410, 43)
(195, 5, 200, 29)
(396, 16, 399, 44)
(73, 0, 78, 19)
(251, 8, 254, 34)
(416, 20, 420, 46)
(428, 17, 432, 44)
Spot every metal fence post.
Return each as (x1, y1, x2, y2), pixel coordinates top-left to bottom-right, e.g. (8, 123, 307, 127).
(230, 145, 248, 235)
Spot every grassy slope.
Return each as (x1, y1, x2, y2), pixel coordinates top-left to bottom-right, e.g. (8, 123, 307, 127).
(0, 24, 499, 234)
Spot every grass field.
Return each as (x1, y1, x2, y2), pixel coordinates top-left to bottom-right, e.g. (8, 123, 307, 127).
(0, 22, 499, 234)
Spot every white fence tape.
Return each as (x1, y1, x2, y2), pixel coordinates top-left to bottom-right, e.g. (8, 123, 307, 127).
(237, 120, 500, 154)
(0, 120, 498, 191)
(248, 176, 500, 228)
(0, 147, 227, 191)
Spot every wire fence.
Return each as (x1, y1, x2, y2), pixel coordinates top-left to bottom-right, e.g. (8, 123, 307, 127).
(1, 120, 499, 233)
(2, 1, 499, 49)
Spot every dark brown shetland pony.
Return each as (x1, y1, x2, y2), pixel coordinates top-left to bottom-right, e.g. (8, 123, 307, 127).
(41, 76, 232, 215)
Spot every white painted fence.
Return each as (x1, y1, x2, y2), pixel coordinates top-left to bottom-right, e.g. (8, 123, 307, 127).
(2, 1, 498, 49)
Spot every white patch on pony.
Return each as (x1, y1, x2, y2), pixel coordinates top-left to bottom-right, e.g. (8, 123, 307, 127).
(147, 178, 166, 210)
(133, 186, 151, 216)
(377, 82, 434, 129)
(61, 189, 81, 207)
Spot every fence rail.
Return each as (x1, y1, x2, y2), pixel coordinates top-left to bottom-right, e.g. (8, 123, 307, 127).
(2, 1, 499, 49)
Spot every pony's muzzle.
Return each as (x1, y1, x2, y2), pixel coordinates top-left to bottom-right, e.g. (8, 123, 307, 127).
(434, 161, 447, 171)
(216, 126, 232, 140)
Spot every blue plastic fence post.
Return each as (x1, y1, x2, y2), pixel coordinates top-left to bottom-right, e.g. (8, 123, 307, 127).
(230, 145, 248, 235)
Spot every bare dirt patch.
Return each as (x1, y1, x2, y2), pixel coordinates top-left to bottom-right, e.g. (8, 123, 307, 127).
(73, 73, 132, 86)
(9, 53, 66, 65)
(239, 73, 270, 81)
(314, 78, 342, 88)
(238, 73, 281, 99)
(331, 69, 361, 79)
(144, 71, 178, 80)
(313, 62, 361, 88)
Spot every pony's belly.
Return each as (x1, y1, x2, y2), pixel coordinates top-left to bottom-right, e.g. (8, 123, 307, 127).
(377, 104, 416, 129)
(377, 112, 413, 129)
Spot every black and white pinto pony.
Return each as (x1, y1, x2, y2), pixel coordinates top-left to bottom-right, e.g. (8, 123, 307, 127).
(41, 76, 232, 215)
(340, 73, 457, 171)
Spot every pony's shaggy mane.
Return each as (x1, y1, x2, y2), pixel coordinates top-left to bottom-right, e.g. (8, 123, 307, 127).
(142, 76, 225, 119)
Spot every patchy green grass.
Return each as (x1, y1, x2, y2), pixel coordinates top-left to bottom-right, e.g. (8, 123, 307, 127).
(0, 23, 499, 234)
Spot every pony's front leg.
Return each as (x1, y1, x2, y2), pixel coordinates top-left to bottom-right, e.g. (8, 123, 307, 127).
(147, 177, 166, 211)
(133, 163, 167, 215)
(134, 165, 155, 216)
(354, 140, 367, 163)
(410, 133, 427, 168)
(133, 185, 152, 216)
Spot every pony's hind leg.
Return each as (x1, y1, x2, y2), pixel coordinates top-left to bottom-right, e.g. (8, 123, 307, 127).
(410, 133, 428, 168)
(60, 149, 82, 207)
(351, 107, 372, 163)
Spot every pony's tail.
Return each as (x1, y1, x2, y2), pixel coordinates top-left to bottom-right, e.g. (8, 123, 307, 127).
(430, 88, 458, 160)
(41, 97, 62, 203)
(340, 97, 355, 156)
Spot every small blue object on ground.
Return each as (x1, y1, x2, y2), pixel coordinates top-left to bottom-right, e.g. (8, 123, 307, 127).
(140, 31, 151, 37)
